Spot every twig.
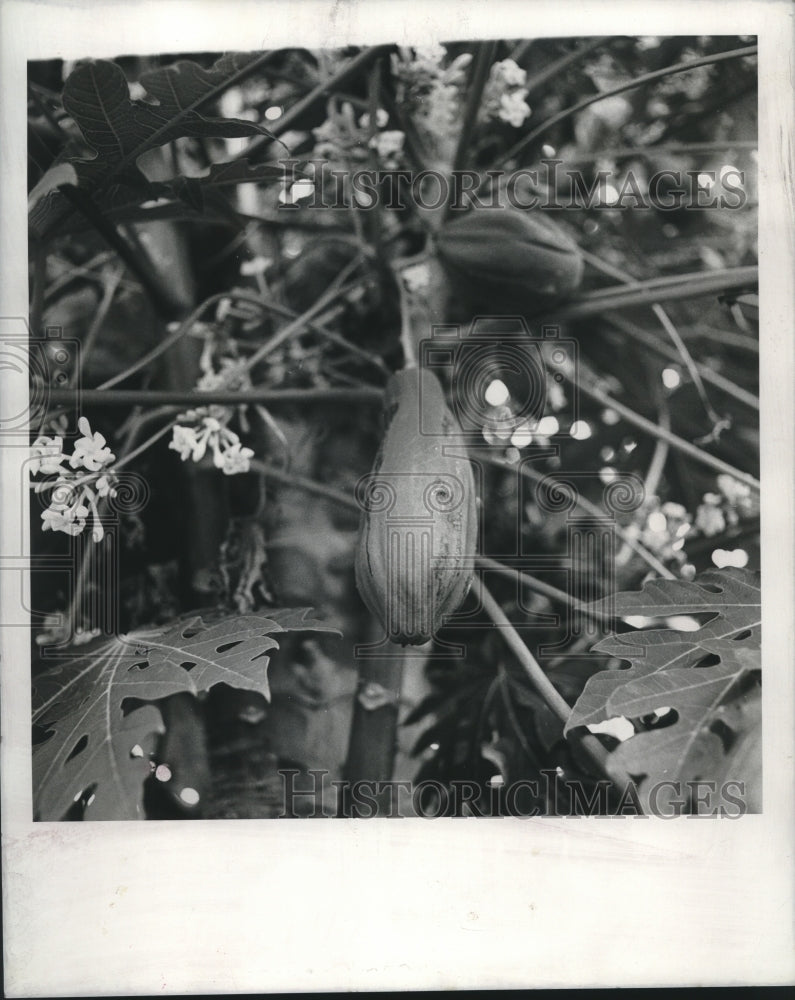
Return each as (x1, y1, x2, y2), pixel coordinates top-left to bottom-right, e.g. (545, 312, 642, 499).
(58, 185, 182, 320)
(496, 666, 540, 766)
(237, 46, 391, 159)
(539, 266, 758, 320)
(494, 44, 758, 168)
(478, 451, 676, 579)
(562, 139, 758, 166)
(450, 41, 498, 179)
(113, 423, 175, 471)
(96, 291, 239, 389)
(476, 555, 610, 622)
(249, 460, 359, 511)
(580, 248, 729, 428)
(72, 265, 125, 386)
(565, 373, 760, 492)
(522, 37, 610, 96)
(255, 294, 390, 375)
(47, 387, 385, 407)
(245, 257, 364, 369)
(475, 578, 611, 777)
(605, 313, 759, 411)
(475, 578, 571, 724)
(643, 400, 671, 502)
(651, 303, 725, 431)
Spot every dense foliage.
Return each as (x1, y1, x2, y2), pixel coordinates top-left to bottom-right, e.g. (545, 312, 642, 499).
(28, 35, 760, 819)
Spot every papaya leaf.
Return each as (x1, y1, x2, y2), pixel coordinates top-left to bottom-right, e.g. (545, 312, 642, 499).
(604, 672, 761, 813)
(566, 568, 760, 733)
(565, 568, 761, 812)
(33, 609, 339, 821)
(31, 54, 281, 237)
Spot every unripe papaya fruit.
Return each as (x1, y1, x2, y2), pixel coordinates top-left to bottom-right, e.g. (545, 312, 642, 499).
(436, 205, 583, 311)
(355, 367, 477, 645)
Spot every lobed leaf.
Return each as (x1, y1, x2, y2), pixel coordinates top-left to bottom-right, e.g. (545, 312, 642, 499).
(565, 569, 761, 811)
(31, 54, 280, 237)
(33, 610, 339, 821)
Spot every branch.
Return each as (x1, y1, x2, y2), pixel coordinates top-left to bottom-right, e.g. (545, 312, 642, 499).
(474, 578, 611, 778)
(237, 46, 392, 159)
(58, 185, 183, 320)
(495, 44, 757, 168)
(566, 373, 760, 492)
(538, 266, 758, 320)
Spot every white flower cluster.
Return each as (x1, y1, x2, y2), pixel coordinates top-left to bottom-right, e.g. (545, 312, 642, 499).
(169, 405, 254, 475)
(695, 474, 754, 537)
(307, 102, 406, 180)
(620, 499, 693, 569)
(483, 59, 532, 128)
(30, 416, 117, 542)
(392, 45, 472, 163)
(170, 341, 257, 475)
(368, 128, 405, 167)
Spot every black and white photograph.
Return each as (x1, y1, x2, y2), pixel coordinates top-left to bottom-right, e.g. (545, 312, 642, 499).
(2, 0, 793, 993)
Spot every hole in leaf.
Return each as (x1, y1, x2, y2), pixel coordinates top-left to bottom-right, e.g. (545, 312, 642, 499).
(180, 660, 197, 672)
(64, 783, 97, 821)
(216, 641, 241, 654)
(179, 787, 200, 806)
(709, 718, 737, 752)
(699, 583, 724, 594)
(695, 653, 721, 668)
(121, 697, 148, 718)
(66, 734, 88, 763)
(33, 723, 53, 747)
(731, 629, 752, 642)
(639, 708, 679, 730)
(126, 661, 149, 673)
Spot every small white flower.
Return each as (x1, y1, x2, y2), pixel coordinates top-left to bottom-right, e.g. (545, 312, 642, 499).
(661, 502, 688, 520)
(359, 109, 389, 129)
(95, 475, 117, 499)
(169, 425, 198, 462)
(498, 91, 531, 127)
(221, 441, 255, 476)
(696, 503, 726, 537)
(717, 474, 752, 508)
(492, 59, 526, 88)
(30, 436, 66, 476)
(402, 262, 430, 294)
(42, 505, 85, 536)
(70, 417, 115, 472)
(413, 44, 446, 65)
(369, 130, 405, 160)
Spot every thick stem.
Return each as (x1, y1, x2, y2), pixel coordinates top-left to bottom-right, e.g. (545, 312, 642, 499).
(343, 641, 406, 792)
